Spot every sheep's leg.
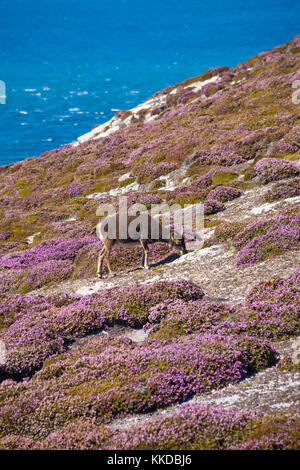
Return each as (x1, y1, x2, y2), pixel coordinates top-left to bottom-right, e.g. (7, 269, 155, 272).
(140, 249, 145, 267)
(96, 247, 105, 278)
(104, 242, 115, 278)
(100, 253, 105, 278)
(144, 248, 149, 269)
(140, 240, 149, 269)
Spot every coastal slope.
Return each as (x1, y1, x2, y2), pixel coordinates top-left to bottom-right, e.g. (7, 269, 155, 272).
(0, 35, 299, 450)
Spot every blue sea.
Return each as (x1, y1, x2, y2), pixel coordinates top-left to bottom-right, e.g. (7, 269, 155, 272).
(0, 0, 299, 166)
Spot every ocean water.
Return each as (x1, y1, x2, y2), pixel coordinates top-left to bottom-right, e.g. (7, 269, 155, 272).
(0, 0, 299, 166)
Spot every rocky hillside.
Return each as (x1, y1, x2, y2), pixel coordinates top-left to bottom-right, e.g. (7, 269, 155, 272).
(0, 36, 299, 450)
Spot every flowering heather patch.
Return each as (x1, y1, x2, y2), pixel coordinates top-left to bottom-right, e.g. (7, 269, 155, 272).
(0, 236, 100, 293)
(0, 333, 274, 438)
(242, 269, 300, 340)
(0, 237, 98, 270)
(0, 280, 204, 379)
(214, 221, 248, 243)
(0, 231, 9, 240)
(42, 406, 256, 450)
(263, 177, 300, 202)
(0, 293, 74, 330)
(204, 269, 299, 340)
(194, 149, 247, 166)
(136, 162, 178, 184)
(270, 140, 299, 156)
(254, 158, 299, 184)
(204, 199, 226, 215)
(202, 82, 223, 97)
(165, 88, 199, 107)
(126, 191, 163, 207)
(179, 89, 198, 104)
(232, 415, 300, 450)
(1, 323, 66, 380)
(104, 407, 299, 451)
(0, 260, 73, 294)
(46, 221, 92, 240)
(220, 72, 234, 83)
(2, 406, 298, 450)
(195, 166, 239, 189)
(165, 185, 207, 206)
(233, 214, 300, 266)
(0, 269, 21, 294)
(18, 259, 73, 293)
(235, 227, 299, 266)
(66, 183, 85, 198)
(282, 124, 300, 148)
(38, 420, 113, 450)
(0, 435, 37, 450)
(146, 269, 299, 341)
(208, 186, 243, 203)
(96, 192, 163, 210)
(146, 299, 236, 339)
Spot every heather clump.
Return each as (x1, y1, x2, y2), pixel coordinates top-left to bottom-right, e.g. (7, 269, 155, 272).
(204, 199, 226, 215)
(166, 185, 207, 206)
(1, 311, 66, 379)
(165, 87, 200, 107)
(44, 220, 93, 240)
(0, 333, 275, 438)
(126, 191, 163, 208)
(232, 415, 300, 450)
(233, 214, 300, 266)
(263, 177, 300, 202)
(254, 158, 299, 184)
(214, 221, 248, 243)
(0, 293, 74, 330)
(0, 280, 204, 379)
(108, 407, 299, 451)
(194, 149, 249, 166)
(235, 227, 299, 266)
(270, 141, 298, 156)
(108, 406, 256, 450)
(0, 259, 74, 294)
(39, 420, 113, 450)
(195, 166, 239, 189)
(0, 236, 98, 270)
(208, 186, 243, 203)
(146, 299, 236, 340)
(147, 270, 299, 341)
(0, 435, 36, 450)
(0, 231, 9, 240)
(1, 405, 298, 451)
(241, 269, 300, 339)
(202, 82, 224, 97)
(136, 162, 178, 184)
(16, 259, 74, 293)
